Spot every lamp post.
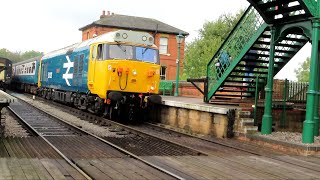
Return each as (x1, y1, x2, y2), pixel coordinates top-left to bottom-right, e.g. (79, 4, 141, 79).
(174, 32, 184, 97)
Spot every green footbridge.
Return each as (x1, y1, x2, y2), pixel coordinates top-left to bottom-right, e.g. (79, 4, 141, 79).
(201, 0, 320, 143)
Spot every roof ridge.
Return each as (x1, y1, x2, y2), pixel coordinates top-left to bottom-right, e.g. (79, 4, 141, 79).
(79, 13, 189, 36)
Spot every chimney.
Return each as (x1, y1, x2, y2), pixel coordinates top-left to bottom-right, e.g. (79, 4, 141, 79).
(100, 10, 106, 19)
(107, 11, 110, 16)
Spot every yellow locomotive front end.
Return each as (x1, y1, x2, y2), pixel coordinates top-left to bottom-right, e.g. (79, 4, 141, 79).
(87, 30, 161, 121)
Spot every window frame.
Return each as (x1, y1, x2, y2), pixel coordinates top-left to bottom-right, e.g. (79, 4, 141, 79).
(160, 66, 167, 80)
(159, 37, 168, 54)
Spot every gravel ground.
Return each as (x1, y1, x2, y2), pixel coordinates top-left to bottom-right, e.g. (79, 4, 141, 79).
(1, 108, 30, 137)
(256, 131, 320, 146)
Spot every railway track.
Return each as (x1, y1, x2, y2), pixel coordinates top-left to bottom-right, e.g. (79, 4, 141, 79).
(8, 93, 209, 179)
(6, 92, 320, 179)
(133, 123, 320, 172)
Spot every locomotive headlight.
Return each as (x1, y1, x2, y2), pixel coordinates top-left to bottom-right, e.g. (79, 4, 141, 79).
(142, 36, 147, 41)
(149, 37, 154, 43)
(150, 86, 155, 91)
(122, 33, 128, 39)
(132, 69, 137, 76)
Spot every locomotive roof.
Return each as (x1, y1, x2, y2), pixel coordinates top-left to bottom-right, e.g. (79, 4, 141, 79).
(14, 56, 42, 65)
(43, 30, 157, 59)
(79, 14, 189, 36)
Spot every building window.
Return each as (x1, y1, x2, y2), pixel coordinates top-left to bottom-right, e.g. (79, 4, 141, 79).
(159, 37, 168, 54)
(87, 32, 90, 39)
(160, 66, 166, 80)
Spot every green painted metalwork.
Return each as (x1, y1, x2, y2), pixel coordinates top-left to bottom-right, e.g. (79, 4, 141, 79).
(174, 32, 183, 97)
(253, 75, 259, 126)
(261, 26, 277, 135)
(206, 5, 310, 101)
(280, 79, 288, 128)
(303, 0, 318, 16)
(207, 6, 266, 100)
(159, 80, 174, 96)
(302, 18, 320, 143)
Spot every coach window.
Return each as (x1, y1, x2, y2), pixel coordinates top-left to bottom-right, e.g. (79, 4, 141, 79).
(87, 32, 90, 39)
(32, 63, 35, 73)
(159, 37, 168, 54)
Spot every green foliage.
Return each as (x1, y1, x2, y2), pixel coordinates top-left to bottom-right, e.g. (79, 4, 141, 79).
(0, 48, 43, 63)
(294, 57, 310, 82)
(21, 50, 43, 60)
(183, 10, 244, 79)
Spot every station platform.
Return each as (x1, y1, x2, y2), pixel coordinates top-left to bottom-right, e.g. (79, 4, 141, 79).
(161, 96, 240, 114)
(158, 95, 320, 155)
(0, 90, 16, 104)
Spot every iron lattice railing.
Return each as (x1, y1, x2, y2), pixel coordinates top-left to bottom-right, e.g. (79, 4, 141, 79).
(207, 6, 265, 95)
(287, 81, 309, 103)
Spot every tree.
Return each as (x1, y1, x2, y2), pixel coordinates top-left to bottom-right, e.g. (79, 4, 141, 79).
(182, 10, 244, 79)
(0, 48, 43, 63)
(21, 50, 43, 60)
(294, 57, 310, 82)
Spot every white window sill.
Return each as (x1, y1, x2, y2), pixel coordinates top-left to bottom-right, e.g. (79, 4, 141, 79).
(160, 53, 171, 56)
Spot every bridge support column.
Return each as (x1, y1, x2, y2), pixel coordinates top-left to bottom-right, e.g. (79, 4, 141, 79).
(261, 26, 276, 135)
(314, 44, 320, 137)
(302, 18, 320, 143)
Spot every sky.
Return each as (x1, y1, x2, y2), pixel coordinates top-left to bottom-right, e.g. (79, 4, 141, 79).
(0, 0, 311, 81)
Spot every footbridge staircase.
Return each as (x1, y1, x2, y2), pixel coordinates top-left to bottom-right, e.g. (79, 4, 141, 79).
(204, 0, 318, 103)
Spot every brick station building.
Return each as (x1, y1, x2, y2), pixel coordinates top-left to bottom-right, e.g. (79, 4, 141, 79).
(79, 11, 189, 80)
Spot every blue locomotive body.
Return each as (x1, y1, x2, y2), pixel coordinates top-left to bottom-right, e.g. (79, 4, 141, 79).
(40, 46, 90, 94)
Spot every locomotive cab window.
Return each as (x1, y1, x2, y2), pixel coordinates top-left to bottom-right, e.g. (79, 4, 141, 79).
(92, 45, 97, 60)
(135, 47, 159, 64)
(96, 44, 108, 60)
(109, 44, 133, 60)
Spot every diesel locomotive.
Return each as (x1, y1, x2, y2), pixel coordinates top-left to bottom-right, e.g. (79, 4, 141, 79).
(12, 30, 162, 121)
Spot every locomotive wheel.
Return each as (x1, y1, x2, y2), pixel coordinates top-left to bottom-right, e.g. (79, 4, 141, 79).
(109, 105, 122, 121)
(108, 106, 117, 120)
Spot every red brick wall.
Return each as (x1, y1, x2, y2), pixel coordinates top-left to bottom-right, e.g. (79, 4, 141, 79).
(272, 79, 285, 100)
(256, 108, 305, 132)
(81, 26, 185, 81)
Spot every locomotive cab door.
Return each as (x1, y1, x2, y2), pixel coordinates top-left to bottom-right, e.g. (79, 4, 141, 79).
(88, 44, 98, 91)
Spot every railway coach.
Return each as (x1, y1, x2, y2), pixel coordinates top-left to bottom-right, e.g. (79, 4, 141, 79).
(12, 56, 41, 94)
(13, 30, 162, 122)
(0, 57, 13, 91)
